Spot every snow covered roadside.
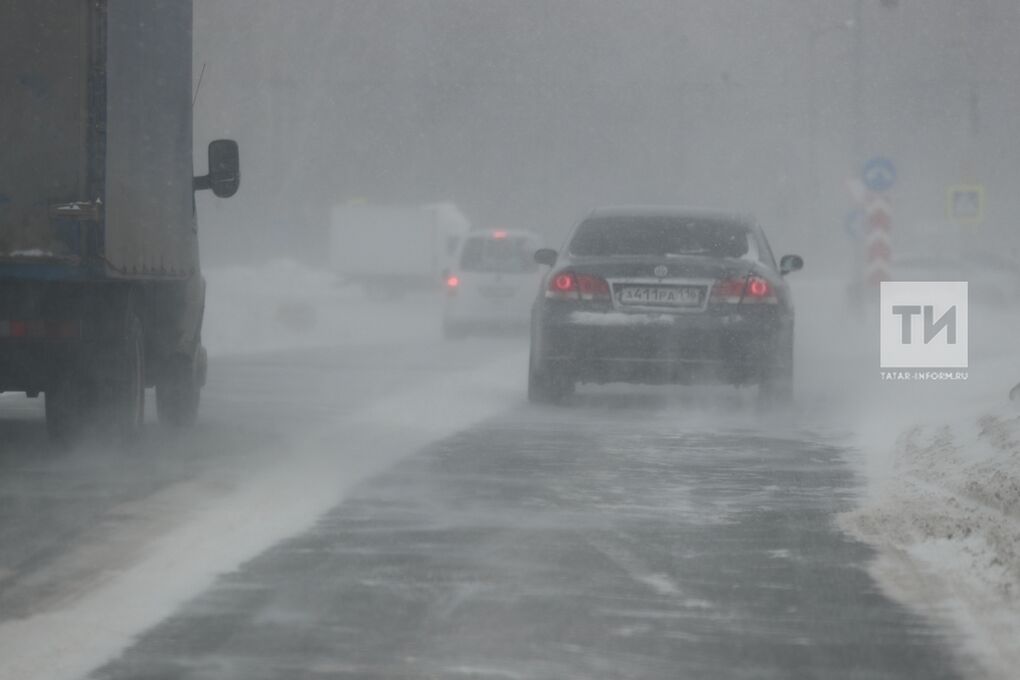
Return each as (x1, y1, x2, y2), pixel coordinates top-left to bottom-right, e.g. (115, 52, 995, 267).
(787, 273, 1020, 678)
(840, 395, 1020, 679)
(202, 259, 443, 356)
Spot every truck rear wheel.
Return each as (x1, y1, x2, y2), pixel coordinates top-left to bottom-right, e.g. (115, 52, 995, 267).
(109, 311, 146, 440)
(156, 348, 202, 428)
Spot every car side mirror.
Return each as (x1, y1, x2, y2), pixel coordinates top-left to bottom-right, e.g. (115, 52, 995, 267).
(194, 139, 240, 198)
(779, 254, 804, 276)
(534, 248, 558, 266)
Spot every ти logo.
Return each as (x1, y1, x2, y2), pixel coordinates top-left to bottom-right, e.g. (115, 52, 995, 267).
(880, 282, 968, 368)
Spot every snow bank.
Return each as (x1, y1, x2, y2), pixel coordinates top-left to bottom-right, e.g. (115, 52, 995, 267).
(202, 259, 442, 356)
(840, 394, 1020, 679)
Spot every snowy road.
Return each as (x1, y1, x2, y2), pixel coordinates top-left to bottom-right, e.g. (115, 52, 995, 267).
(0, 290, 524, 680)
(0, 337, 517, 622)
(86, 396, 961, 680)
(0, 286, 981, 679)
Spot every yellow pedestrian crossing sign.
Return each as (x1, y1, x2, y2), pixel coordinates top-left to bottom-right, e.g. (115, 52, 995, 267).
(947, 184, 984, 225)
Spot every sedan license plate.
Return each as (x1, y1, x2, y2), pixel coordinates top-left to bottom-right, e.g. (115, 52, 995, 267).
(617, 285, 703, 308)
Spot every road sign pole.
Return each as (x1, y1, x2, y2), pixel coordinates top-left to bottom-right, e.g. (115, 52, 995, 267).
(859, 157, 896, 288)
(852, 0, 864, 161)
(865, 194, 892, 286)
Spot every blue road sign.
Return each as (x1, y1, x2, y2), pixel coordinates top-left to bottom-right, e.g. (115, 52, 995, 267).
(862, 157, 896, 193)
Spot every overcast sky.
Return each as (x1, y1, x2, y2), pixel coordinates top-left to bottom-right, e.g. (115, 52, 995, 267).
(191, 0, 1020, 266)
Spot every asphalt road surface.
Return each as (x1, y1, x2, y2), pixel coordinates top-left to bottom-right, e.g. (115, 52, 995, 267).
(0, 329, 513, 626)
(98, 403, 958, 679)
(0, 320, 962, 679)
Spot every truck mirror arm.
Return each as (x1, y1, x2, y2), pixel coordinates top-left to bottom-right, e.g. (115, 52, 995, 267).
(192, 175, 212, 192)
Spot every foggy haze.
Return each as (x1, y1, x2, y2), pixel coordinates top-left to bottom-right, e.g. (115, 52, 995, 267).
(5, 3, 1020, 679)
(194, 1, 1020, 267)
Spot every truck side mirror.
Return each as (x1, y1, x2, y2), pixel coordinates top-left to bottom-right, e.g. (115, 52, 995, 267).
(194, 139, 240, 198)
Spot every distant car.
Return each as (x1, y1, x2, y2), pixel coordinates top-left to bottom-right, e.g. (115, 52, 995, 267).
(443, 229, 545, 338)
(528, 206, 803, 402)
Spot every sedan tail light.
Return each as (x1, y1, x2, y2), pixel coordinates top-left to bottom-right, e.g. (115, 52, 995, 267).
(743, 276, 778, 303)
(549, 272, 576, 297)
(710, 278, 746, 304)
(710, 276, 778, 304)
(577, 274, 610, 301)
(545, 271, 611, 302)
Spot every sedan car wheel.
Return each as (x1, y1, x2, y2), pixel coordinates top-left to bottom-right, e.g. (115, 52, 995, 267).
(758, 342, 794, 406)
(527, 350, 573, 403)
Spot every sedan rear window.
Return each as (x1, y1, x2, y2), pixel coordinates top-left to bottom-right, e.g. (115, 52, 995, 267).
(459, 236, 538, 273)
(568, 216, 754, 259)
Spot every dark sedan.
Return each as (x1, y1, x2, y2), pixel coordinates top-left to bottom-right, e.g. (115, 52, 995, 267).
(528, 207, 803, 403)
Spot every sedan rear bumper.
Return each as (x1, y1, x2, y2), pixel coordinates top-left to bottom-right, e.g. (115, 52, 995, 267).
(534, 307, 790, 386)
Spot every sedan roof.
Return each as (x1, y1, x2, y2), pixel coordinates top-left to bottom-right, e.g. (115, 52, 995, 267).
(586, 205, 754, 226)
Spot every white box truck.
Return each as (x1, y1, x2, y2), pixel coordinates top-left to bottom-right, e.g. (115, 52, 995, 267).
(329, 203, 470, 296)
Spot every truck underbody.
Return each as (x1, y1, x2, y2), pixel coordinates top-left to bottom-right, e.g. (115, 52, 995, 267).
(0, 276, 207, 439)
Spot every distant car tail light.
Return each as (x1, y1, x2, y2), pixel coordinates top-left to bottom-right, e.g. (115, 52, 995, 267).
(492, 230, 507, 239)
(546, 271, 610, 302)
(710, 276, 778, 304)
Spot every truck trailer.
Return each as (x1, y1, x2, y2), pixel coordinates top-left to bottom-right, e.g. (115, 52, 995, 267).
(0, 1, 239, 440)
(329, 203, 470, 297)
